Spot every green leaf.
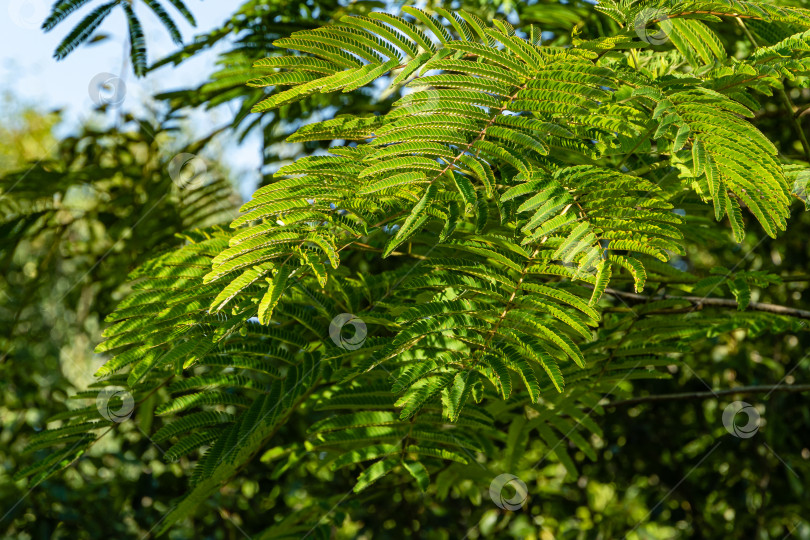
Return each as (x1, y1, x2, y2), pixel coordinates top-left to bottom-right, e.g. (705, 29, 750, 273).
(354, 458, 399, 493)
(258, 266, 291, 324)
(383, 183, 437, 257)
(123, 3, 147, 76)
(53, 1, 118, 60)
(143, 0, 183, 44)
(402, 460, 430, 492)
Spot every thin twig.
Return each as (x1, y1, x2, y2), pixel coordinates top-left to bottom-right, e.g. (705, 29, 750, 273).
(601, 287, 810, 320)
(606, 384, 810, 408)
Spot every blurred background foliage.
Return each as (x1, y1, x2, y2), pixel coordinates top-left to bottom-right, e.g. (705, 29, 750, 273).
(1, 0, 809, 538)
(0, 96, 59, 173)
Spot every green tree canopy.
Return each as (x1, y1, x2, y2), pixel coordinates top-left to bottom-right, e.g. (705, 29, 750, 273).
(3, 1, 810, 538)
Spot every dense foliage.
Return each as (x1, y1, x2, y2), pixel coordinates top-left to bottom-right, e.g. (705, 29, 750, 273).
(3, 1, 810, 538)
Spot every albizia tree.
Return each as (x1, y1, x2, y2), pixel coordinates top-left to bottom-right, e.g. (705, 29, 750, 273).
(11, 1, 810, 537)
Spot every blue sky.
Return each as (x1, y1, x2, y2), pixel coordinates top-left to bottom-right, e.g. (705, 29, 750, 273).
(2, 1, 262, 199)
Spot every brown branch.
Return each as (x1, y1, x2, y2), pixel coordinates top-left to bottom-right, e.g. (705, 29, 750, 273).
(609, 275, 810, 284)
(601, 287, 810, 320)
(606, 384, 810, 408)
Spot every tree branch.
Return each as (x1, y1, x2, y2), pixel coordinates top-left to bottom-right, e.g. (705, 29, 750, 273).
(601, 287, 810, 320)
(609, 275, 810, 284)
(606, 384, 810, 408)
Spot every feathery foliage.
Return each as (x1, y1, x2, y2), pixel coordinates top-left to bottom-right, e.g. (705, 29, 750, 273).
(42, 0, 197, 75)
(14, 1, 810, 536)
